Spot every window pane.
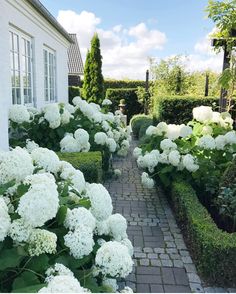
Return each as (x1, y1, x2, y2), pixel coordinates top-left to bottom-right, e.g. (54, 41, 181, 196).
(16, 88, 21, 104)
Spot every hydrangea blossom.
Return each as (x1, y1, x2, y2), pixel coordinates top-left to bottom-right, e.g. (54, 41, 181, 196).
(8, 218, 32, 243)
(9, 105, 30, 123)
(43, 104, 61, 129)
(133, 147, 142, 159)
(45, 263, 74, 283)
(17, 179, 59, 227)
(106, 138, 117, 152)
(28, 229, 57, 256)
(0, 147, 34, 185)
(165, 124, 181, 140)
(168, 150, 181, 167)
(224, 131, 236, 145)
(31, 147, 60, 174)
(120, 238, 134, 256)
(60, 134, 80, 153)
(102, 99, 112, 106)
(25, 139, 39, 153)
(102, 278, 118, 292)
(156, 122, 168, 135)
(60, 166, 86, 194)
(64, 225, 95, 259)
(95, 220, 110, 236)
(182, 154, 199, 172)
(64, 207, 96, 231)
(0, 198, 11, 242)
(146, 126, 158, 136)
(39, 274, 89, 293)
(107, 213, 127, 241)
(94, 132, 108, 145)
(215, 135, 226, 150)
(95, 241, 133, 278)
(141, 172, 155, 189)
(86, 184, 113, 221)
(160, 139, 177, 151)
(197, 135, 216, 150)
(179, 125, 192, 138)
(192, 106, 213, 123)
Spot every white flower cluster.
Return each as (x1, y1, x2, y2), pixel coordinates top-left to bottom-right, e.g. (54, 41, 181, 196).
(60, 128, 90, 153)
(102, 99, 112, 106)
(0, 198, 11, 242)
(141, 172, 155, 189)
(28, 229, 57, 256)
(193, 106, 233, 129)
(31, 147, 60, 173)
(95, 241, 133, 278)
(197, 131, 236, 150)
(9, 105, 30, 124)
(43, 103, 73, 129)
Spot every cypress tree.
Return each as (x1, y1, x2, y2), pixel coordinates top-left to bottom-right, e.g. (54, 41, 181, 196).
(82, 50, 92, 99)
(88, 33, 104, 104)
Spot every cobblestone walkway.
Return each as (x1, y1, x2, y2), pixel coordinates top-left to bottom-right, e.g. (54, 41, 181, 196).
(104, 140, 204, 293)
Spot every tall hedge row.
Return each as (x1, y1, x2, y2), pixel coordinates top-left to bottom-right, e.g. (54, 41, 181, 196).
(152, 96, 221, 124)
(105, 88, 142, 122)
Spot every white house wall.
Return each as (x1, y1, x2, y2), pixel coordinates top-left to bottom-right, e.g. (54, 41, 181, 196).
(0, 0, 70, 150)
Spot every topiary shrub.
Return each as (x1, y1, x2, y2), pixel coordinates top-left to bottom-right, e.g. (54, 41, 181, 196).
(130, 114, 152, 138)
(138, 118, 154, 139)
(57, 151, 103, 183)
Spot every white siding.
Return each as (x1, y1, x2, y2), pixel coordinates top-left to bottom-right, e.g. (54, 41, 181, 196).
(0, 0, 71, 150)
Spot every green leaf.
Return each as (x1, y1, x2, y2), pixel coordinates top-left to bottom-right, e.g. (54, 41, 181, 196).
(160, 165, 174, 174)
(12, 271, 40, 291)
(0, 248, 26, 270)
(17, 183, 30, 197)
(56, 205, 68, 225)
(12, 283, 46, 293)
(0, 180, 16, 195)
(79, 198, 91, 209)
(26, 254, 49, 272)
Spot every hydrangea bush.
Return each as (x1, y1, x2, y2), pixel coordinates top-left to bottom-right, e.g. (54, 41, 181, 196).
(135, 106, 236, 196)
(9, 97, 131, 171)
(0, 146, 133, 293)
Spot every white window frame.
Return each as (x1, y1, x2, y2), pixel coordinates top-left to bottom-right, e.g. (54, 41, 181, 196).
(9, 27, 34, 106)
(43, 46, 57, 103)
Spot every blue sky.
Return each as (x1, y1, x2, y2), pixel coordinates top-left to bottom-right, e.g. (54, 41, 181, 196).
(41, 0, 222, 79)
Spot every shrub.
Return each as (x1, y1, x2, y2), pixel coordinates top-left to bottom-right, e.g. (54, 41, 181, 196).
(138, 118, 154, 139)
(104, 80, 148, 90)
(105, 88, 142, 122)
(171, 180, 236, 286)
(57, 151, 103, 183)
(220, 157, 236, 188)
(152, 96, 220, 124)
(68, 86, 81, 104)
(130, 114, 152, 138)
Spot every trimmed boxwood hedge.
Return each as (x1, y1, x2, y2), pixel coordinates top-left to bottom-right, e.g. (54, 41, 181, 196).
(105, 88, 142, 122)
(57, 151, 103, 183)
(153, 96, 220, 124)
(130, 114, 153, 139)
(171, 180, 236, 286)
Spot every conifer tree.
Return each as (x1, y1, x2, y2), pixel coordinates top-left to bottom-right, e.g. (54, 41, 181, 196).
(82, 50, 92, 99)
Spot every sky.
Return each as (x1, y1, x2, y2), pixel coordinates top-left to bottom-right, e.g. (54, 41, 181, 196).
(41, 0, 224, 80)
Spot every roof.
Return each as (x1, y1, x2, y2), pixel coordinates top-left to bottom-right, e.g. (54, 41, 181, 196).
(26, 0, 73, 43)
(68, 34, 84, 75)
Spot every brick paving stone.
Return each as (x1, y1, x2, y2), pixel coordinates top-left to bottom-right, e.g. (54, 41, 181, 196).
(105, 140, 227, 292)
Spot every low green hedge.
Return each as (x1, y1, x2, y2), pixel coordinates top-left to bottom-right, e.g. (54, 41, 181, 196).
(220, 157, 236, 188)
(153, 96, 220, 124)
(68, 86, 81, 104)
(171, 180, 236, 286)
(57, 151, 103, 183)
(130, 114, 153, 138)
(105, 88, 142, 122)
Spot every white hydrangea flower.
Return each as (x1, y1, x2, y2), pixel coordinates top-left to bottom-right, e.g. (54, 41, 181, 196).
(60, 166, 86, 194)
(215, 135, 226, 150)
(61, 109, 73, 125)
(102, 121, 110, 132)
(146, 126, 158, 136)
(160, 139, 177, 151)
(8, 218, 32, 243)
(25, 139, 39, 153)
(95, 241, 133, 278)
(192, 106, 213, 123)
(72, 96, 83, 106)
(224, 131, 236, 145)
(74, 128, 90, 146)
(202, 126, 213, 135)
(64, 103, 75, 114)
(43, 104, 61, 129)
(60, 134, 80, 153)
(31, 147, 60, 174)
(156, 122, 168, 135)
(219, 112, 234, 129)
(0, 198, 11, 242)
(28, 229, 57, 256)
(9, 104, 30, 123)
(39, 274, 89, 293)
(133, 147, 142, 159)
(158, 152, 169, 164)
(197, 135, 216, 150)
(182, 154, 199, 172)
(106, 138, 117, 152)
(0, 147, 34, 185)
(102, 278, 118, 292)
(168, 150, 181, 167)
(212, 111, 221, 123)
(102, 99, 112, 106)
(120, 238, 134, 256)
(141, 172, 155, 189)
(165, 124, 181, 140)
(23, 173, 55, 187)
(45, 263, 74, 283)
(107, 213, 127, 241)
(64, 207, 96, 231)
(114, 169, 122, 177)
(86, 184, 113, 221)
(94, 132, 108, 145)
(120, 286, 134, 293)
(95, 220, 110, 236)
(64, 225, 94, 259)
(17, 180, 59, 227)
(179, 125, 192, 138)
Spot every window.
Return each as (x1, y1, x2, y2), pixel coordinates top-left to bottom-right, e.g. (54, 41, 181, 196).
(9, 29, 34, 105)
(44, 48, 56, 102)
